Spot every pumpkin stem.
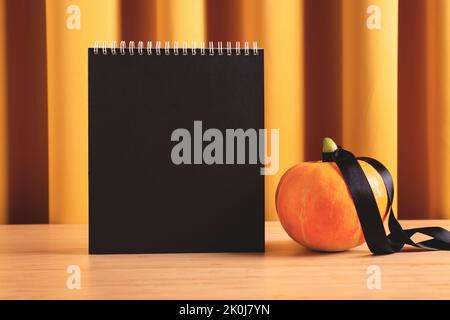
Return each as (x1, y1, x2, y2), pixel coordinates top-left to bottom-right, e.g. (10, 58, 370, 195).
(322, 137, 338, 153)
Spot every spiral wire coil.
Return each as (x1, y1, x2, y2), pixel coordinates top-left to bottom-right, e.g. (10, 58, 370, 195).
(93, 40, 259, 56)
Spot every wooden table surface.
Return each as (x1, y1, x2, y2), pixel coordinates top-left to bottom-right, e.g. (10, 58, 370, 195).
(0, 221, 449, 300)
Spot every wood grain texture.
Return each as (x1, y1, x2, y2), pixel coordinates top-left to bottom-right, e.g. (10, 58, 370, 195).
(0, 221, 449, 299)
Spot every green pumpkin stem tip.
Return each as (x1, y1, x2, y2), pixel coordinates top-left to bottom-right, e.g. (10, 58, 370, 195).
(322, 137, 338, 153)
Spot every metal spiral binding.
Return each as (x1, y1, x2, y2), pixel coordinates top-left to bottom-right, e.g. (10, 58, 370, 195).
(93, 41, 260, 56)
(120, 41, 126, 55)
(200, 42, 206, 55)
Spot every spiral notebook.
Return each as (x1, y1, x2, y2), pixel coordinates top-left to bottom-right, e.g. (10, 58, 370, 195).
(88, 41, 265, 254)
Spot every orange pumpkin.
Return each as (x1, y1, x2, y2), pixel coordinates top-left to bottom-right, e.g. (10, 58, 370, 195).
(275, 138, 389, 252)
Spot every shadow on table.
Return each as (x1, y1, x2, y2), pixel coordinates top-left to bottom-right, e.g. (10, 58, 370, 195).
(0, 246, 87, 255)
(264, 239, 344, 258)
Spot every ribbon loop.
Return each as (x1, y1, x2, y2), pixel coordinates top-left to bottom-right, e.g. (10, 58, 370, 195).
(323, 147, 450, 254)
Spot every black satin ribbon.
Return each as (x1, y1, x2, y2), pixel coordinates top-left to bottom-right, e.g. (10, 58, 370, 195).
(323, 147, 450, 255)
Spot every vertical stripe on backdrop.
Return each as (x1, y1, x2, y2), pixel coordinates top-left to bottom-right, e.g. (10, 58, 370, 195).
(120, 0, 158, 41)
(342, 0, 398, 214)
(303, 0, 343, 161)
(436, 1, 450, 219)
(398, 0, 429, 219)
(399, 0, 450, 219)
(241, 0, 264, 44)
(0, 0, 6, 224)
(265, 0, 304, 220)
(206, 0, 243, 42)
(46, 0, 119, 223)
(156, 0, 205, 42)
(5, 0, 48, 224)
(425, 0, 450, 219)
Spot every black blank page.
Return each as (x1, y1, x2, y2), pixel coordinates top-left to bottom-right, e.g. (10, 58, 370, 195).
(89, 49, 264, 254)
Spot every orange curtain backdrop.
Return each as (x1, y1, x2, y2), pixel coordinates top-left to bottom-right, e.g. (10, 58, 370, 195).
(46, 0, 120, 223)
(2, 0, 450, 223)
(399, 0, 450, 219)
